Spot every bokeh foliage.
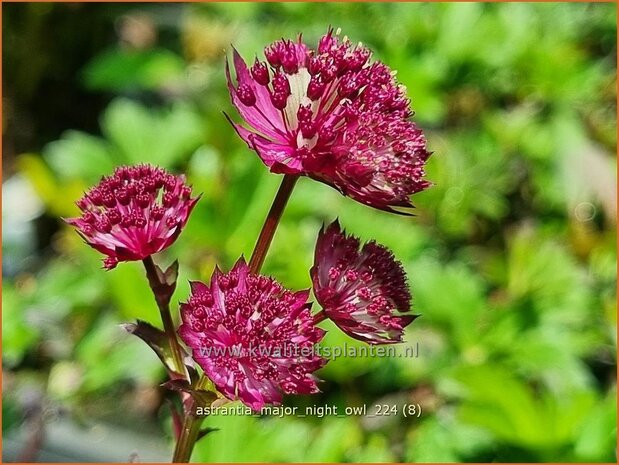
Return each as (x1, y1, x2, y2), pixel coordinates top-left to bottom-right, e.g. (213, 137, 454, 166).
(3, 2, 616, 462)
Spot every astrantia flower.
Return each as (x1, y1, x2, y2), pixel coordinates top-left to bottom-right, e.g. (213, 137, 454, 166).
(66, 165, 199, 270)
(178, 258, 326, 411)
(226, 28, 431, 213)
(311, 220, 417, 344)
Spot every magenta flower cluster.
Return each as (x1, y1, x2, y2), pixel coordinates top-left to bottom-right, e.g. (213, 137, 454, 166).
(68, 29, 429, 415)
(226, 28, 431, 212)
(67, 165, 199, 270)
(312, 221, 417, 344)
(178, 258, 326, 410)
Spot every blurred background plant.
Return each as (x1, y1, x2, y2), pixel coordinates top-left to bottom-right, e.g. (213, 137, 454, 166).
(2, 2, 616, 462)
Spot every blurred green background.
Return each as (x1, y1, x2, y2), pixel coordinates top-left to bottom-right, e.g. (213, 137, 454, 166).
(2, 2, 617, 462)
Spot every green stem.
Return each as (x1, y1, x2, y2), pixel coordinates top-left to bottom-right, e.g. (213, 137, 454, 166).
(248, 174, 299, 274)
(142, 256, 186, 377)
(172, 406, 205, 463)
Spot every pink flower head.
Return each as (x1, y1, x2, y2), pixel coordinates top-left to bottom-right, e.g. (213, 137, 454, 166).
(226, 28, 432, 213)
(311, 220, 417, 344)
(178, 257, 326, 411)
(66, 165, 199, 270)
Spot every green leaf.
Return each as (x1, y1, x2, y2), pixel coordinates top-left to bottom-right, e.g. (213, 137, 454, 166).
(409, 256, 487, 349)
(82, 48, 185, 91)
(306, 418, 362, 462)
(106, 262, 160, 323)
(574, 389, 617, 461)
(349, 434, 395, 462)
(43, 130, 117, 183)
(442, 365, 558, 449)
(101, 98, 203, 168)
(16, 153, 85, 217)
(75, 313, 162, 392)
(406, 418, 467, 462)
(1, 284, 39, 367)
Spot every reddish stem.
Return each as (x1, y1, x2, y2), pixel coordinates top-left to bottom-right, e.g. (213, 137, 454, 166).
(248, 175, 299, 274)
(142, 256, 186, 377)
(313, 310, 327, 325)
